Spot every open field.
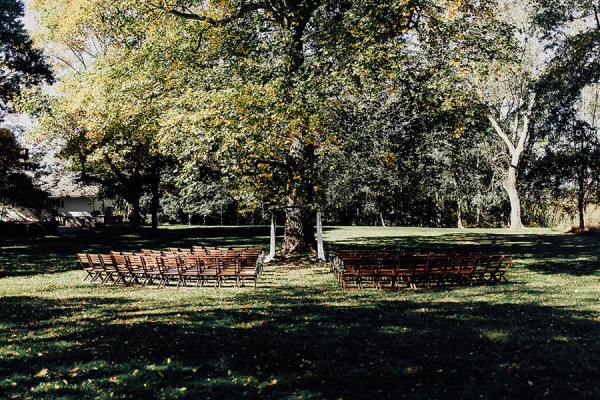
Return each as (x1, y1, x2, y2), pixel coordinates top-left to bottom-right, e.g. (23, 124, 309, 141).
(0, 226, 599, 399)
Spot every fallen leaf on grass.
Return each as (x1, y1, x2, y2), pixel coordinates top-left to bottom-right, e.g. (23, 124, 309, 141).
(36, 368, 48, 378)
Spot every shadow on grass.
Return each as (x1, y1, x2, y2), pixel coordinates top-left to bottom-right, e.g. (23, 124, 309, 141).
(0, 226, 275, 278)
(0, 292, 598, 399)
(329, 231, 600, 276)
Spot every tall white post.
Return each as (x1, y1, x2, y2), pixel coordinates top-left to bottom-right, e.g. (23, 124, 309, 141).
(317, 210, 326, 262)
(265, 212, 276, 262)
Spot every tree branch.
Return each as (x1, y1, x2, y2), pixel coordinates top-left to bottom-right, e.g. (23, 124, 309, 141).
(515, 92, 536, 157)
(255, 158, 292, 172)
(487, 113, 516, 155)
(148, 1, 268, 27)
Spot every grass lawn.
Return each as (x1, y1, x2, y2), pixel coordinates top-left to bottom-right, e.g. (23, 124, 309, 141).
(0, 226, 599, 399)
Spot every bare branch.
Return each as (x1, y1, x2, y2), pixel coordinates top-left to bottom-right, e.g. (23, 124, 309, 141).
(48, 53, 81, 75)
(487, 113, 516, 155)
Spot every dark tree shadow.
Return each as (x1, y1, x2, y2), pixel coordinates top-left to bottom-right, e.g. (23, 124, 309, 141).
(0, 225, 276, 278)
(0, 292, 598, 399)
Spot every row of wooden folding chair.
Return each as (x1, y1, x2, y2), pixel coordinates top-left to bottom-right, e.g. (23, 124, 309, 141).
(78, 251, 264, 288)
(332, 253, 512, 289)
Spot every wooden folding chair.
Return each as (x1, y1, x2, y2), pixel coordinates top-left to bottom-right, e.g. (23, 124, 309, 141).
(444, 255, 464, 286)
(141, 255, 163, 286)
(111, 254, 136, 285)
(77, 253, 97, 282)
(178, 254, 203, 287)
(219, 255, 240, 286)
(407, 255, 430, 289)
(456, 254, 479, 285)
(198, 255, 220, 287)
(159, 255, 182, 287)
(238, 254, 260, 287)
(472, 255, 503, 284)
(340, 257, 362, 289)
(358, 257, 380, 288)
(395, 257, 412, 288)
(85, 254, 109, 283)
(427, 255, 449, 287)
(377, 258, 399, 288)
(491, 255, 512, 284)
(99, 254, 121, 284)
(125, 255, 146, 284)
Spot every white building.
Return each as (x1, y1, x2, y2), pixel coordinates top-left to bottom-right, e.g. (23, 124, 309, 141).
(46, 177, 115, 226)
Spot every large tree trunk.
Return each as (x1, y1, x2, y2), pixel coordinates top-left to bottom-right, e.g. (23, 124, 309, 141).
(127, 196, 143, 225)
(504, 164, 523, 229)
(281, 204, 314, 254)
(280, 137, 315, 255)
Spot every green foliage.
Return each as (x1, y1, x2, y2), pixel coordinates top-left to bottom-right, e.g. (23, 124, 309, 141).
(0, 128, 49, 210)
(21, 0, 600, 232)
(0, 0, 53, 112)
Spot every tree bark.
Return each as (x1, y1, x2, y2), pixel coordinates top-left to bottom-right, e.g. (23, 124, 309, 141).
(578, 174, 585, 229)
(150, 166, 160, 230)
(280, 137, 315, 255)
(504, 164, 523, 229)
(127, 196, 143, 225)
(457, 201, 464, 229)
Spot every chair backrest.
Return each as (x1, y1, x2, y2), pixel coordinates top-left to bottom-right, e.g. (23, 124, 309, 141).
(111, 254, 128, 271)
(126, 255, 143, 271)
(77, 253, 92, 269)
(86, 254, 103, 269)
(410, 255, 430, 275)
(180, 254, 202, 268)
(446, 255, 463, 273)
(485, 255, 504, 271)
(239, 256, 258, 270)
(498, 255, 512, 271)
(221, 255, 240, 271)
(342, 257, 361, 271)
(160, 255, 180, 272)
(99, 254, 117, 271)
(428, 256, 448, 273)
(141, 255, 160, 272)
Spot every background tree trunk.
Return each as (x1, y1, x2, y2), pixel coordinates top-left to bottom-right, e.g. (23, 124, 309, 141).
(578, 174, 585, 229)
(457, 201, 464, 229)
(504, 165, 523, 228)
(150, 167, 160, 230)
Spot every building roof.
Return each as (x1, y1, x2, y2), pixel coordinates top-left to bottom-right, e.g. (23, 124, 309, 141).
(43, 174, 100, 198)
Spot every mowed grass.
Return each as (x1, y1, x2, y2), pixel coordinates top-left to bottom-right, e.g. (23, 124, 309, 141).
(0, 226, 598, 399)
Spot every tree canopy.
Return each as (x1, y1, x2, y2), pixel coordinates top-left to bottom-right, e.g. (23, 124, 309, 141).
(19, 0, 600, 252)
